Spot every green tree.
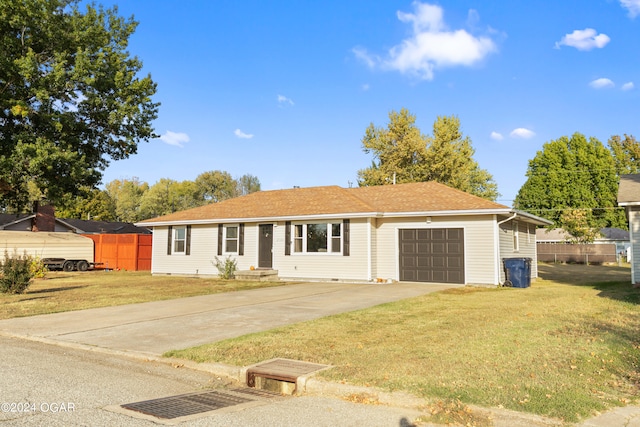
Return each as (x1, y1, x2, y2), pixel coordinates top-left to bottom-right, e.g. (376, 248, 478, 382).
(357, 108, 428, 186)
(357, 109, 498, 200)
(105, 178, 148, 222)
(424, 115, 498, 200)
(235, 174, 261, 196)
(57, 188, 116, 220)
(515, 133, 625, 230)
(195, 170, 237, 203)
(139, 179, 200, 219)
(0, 0, 159, 212)
(608, 134, 640, 175)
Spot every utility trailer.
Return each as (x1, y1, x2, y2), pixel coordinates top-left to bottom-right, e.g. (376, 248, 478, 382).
(41, 257, 97, 272)
(0, 231, 97, 271)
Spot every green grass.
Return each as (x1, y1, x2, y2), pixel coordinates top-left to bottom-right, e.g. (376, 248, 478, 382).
(0, 270, 290, 319)
(165, 263, 640, 423)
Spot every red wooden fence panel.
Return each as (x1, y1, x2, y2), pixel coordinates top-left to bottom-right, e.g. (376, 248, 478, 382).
(83, 234, 152, 271)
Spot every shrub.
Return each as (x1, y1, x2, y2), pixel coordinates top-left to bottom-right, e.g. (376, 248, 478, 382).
(0, 251, 35, 294)
(212, 256, 237, 279)
(29, 257, 48, 279)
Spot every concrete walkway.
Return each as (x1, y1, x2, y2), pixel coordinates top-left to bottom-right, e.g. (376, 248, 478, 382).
(0, 281, 456, 356)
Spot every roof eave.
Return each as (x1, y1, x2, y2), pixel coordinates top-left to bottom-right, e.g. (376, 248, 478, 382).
(511, 209, 554, 226)
(137, 208, 527, 227)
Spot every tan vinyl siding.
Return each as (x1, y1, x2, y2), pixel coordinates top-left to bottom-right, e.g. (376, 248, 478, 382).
(375, 215, 498, 285)
(630, 208, 640, 284)
(498, 220, 539, 283)
(151, 225, 256, 276)
(274, 218, 370, 281)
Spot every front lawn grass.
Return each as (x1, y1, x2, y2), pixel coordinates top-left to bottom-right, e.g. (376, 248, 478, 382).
(165, 263, 640, 423)
(0, 270, 288, 319)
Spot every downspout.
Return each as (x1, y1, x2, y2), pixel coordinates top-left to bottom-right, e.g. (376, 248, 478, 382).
(496, 213, 518, 285)
(367, 218, 372, 281)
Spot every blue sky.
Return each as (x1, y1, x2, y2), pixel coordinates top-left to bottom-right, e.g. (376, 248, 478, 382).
(96, 0, 640, 206)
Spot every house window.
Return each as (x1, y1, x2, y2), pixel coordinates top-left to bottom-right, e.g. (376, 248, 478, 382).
(174, 226, 186, 254)
(225, 226, 238, 253)
(307, 224, 328, 252)
(294, 224, 303, 252)
(513, 220, 519, 251)
(331, 224, 341, 252)
(292, 222, 341, 254)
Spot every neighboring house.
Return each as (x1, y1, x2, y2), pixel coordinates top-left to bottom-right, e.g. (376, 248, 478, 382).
(0, 203, 150, 234)
(536, 228, 629, 264)
(617, 174, 640, 283)
(138, 182, 552, 285)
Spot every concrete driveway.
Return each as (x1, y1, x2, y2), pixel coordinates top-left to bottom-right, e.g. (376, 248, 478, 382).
(0, 281, 458, 356)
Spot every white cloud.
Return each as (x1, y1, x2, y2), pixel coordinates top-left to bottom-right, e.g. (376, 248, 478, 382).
(352, 47, 377, 68)
(510, 128, 535, 139)
(622, 82, 635, 91)
(490, 131, 504, 141)
(361, 83, 370, 91)
(589, 78, 615, 89)
(621, 0, 640, 17)
(277, 94, 294, 106)
(159, 130, 189, 147)
(555, 28, 610, 51)
(354, 2, 497, 80)
(234, 129, 254, 139)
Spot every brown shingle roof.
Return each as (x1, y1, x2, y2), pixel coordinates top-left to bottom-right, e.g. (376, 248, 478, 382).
(618, 174, 640, 204)
(139, 181, 509, 224)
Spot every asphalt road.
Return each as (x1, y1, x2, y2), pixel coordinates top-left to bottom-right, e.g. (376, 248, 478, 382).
(0, 336, 425, 426)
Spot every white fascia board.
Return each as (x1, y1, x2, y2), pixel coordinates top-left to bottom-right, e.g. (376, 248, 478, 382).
(618, 201, 640, 207)
(137, 208, 552, 228)
(379, 209, 513, 218)
(136, 212, 378, 227)
(510, 209, 554, 226)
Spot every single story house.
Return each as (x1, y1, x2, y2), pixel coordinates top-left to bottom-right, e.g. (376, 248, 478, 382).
(138, 182, 551, 285)
(617, 174, 640, 283)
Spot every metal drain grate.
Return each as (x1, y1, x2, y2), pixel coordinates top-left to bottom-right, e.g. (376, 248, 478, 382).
(121, 390, 253, 419)
(229, 387, 283, 399)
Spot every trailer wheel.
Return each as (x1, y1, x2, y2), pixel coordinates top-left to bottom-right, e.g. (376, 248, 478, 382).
(77, 260, 89, 272)
(62, 261, 75, 272)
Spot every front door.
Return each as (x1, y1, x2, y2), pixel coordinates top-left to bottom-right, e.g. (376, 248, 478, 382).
(258, 224, 273, 268)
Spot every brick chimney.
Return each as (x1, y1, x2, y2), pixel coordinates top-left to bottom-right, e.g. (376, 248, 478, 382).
(32, 201, 55, 232)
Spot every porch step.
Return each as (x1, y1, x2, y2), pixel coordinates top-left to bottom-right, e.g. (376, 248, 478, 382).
(235, 269, 279, 281)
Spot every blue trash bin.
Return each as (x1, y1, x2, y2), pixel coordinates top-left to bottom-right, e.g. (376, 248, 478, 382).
(502, 257, 532, 288)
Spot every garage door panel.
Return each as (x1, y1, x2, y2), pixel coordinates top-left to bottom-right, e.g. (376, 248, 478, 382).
(399, 228, 464, 284)
(416, 256, 431, 267)
(432, 243, 446, 254)
(402, 256, 416, 268)
(416, 270, 431, 282)
(401, 243, 416, 254)
(400, 229, 416, 240)
(417, 243, 430, 253)
(416, 229, 430, 240)
(431, 229, 446, 240)
(447, 257, 463, 268)
(432, 256, 446, 268)
(447, 243, 462, 252)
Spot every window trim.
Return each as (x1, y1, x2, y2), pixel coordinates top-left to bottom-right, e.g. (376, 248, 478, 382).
(173, 226, 187, 255)
(224, 224, 239, 254)
(513, 220, 519, 252)
(291, 222, 343, 255)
